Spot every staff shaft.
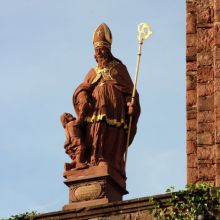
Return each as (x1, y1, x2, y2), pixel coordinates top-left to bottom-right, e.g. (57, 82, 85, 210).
(124, 41, 143, 166)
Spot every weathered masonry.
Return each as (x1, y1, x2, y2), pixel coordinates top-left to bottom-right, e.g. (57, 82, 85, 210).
(186, 0, 220, 184)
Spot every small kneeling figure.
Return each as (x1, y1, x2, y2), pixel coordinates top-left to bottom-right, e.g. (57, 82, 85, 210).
(60, 112, 88, 171)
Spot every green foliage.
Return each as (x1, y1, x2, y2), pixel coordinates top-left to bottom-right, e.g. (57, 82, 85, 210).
(3, 211, 38, 220)
(149, 182, 220, 220)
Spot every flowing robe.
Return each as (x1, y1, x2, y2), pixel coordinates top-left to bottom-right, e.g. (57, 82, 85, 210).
(73, 60, 140, 177)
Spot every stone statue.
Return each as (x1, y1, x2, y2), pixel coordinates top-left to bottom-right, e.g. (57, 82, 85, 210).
(71, 23, 141, 178)
(60, 112, 88, 170)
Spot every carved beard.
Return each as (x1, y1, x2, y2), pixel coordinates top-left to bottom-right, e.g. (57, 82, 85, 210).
(97, 57, 109, 68)
(94, 51, 113, 68)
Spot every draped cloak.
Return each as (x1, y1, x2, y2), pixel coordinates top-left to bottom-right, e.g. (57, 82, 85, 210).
(73, 60, 140, 177)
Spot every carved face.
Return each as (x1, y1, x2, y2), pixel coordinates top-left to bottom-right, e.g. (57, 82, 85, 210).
(65, 113, 74, 122)
(95, 47, 109, 61)
(60, 113, 75, 128)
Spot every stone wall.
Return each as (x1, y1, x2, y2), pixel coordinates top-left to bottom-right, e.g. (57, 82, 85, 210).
(186, 0, 220, 184)
(29, 194, 171, 220)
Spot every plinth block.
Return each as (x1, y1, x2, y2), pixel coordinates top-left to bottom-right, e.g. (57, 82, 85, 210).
(63, 162, 128, 210)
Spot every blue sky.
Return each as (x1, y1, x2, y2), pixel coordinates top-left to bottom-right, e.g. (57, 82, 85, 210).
(0, 0, 185, 218)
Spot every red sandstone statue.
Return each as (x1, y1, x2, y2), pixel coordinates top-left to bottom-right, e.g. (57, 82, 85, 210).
(60, 112, 88, 170)
(72, 23, 141, 177)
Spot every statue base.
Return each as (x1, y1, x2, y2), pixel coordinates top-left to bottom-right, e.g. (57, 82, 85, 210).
(63, 162, 128, 210)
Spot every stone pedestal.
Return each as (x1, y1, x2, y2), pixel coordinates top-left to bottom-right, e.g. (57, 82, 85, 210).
(63, 162, 128, 210)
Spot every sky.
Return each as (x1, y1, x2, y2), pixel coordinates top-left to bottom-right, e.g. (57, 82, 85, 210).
(0, 0, 185, 218)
